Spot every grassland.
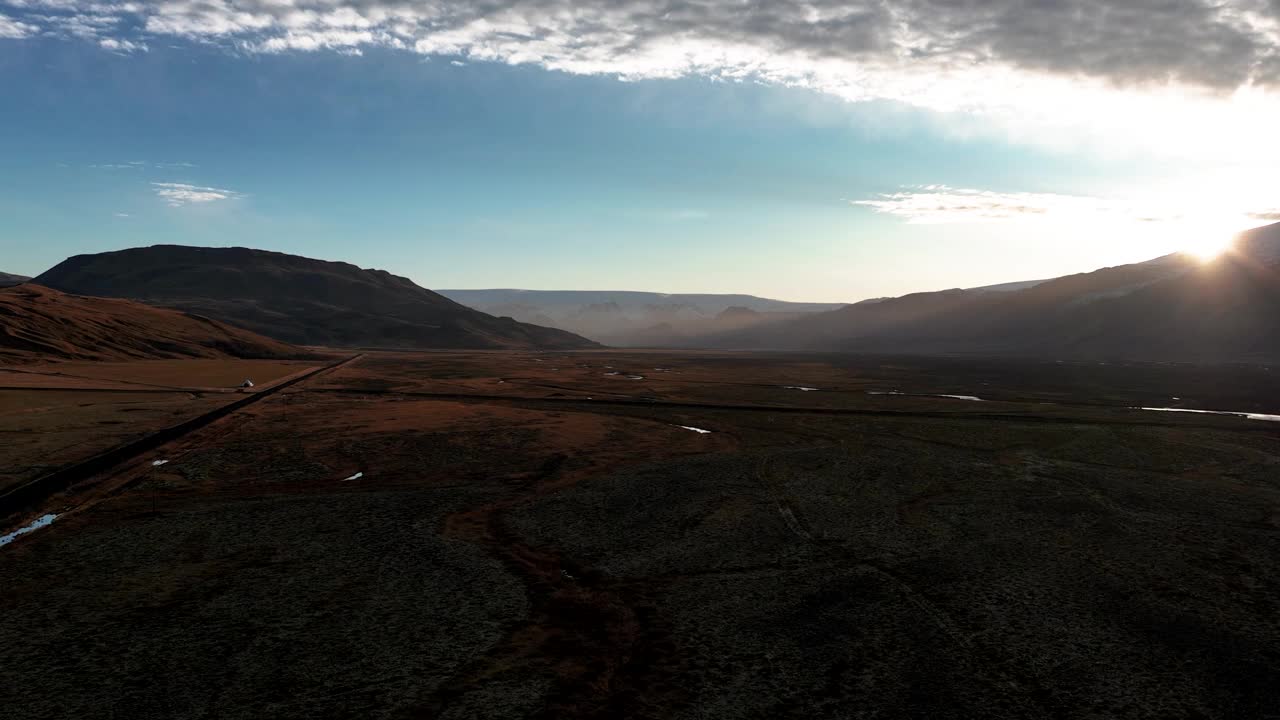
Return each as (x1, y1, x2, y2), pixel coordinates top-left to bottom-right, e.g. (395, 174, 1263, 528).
(2, 351, 1278, 719)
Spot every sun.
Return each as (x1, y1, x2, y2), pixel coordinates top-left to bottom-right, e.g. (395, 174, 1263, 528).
(1182, 234, 1234, 262)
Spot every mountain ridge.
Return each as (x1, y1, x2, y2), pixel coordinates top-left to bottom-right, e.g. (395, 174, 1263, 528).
(34, 245, 598, 351)
(0, 272, 30, 288)
(688, 223, 1280, 362)
(437, 288, 846, 345)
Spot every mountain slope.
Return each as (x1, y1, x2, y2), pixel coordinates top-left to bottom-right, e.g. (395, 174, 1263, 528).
(697, 223, 1280, 362)
(0, 272, 29, 288)
(438, 288, 845, 345)
(35, 246, 598, 350)
(0, 284, 303, 363)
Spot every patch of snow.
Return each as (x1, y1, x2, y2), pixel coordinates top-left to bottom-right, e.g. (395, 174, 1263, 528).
(342, 472, 364, 481)
(604, 371, 620, 376)
(1, 514, 58, 548)
(1137, 407, 1280, 423)
(782, 386, 820, 391)
(675, 425, 712, 434)
(867, 391, 904, 396)
(152, 459, 169, 467)
(627, 375, 646, 380)
(938, 395, 984, 401)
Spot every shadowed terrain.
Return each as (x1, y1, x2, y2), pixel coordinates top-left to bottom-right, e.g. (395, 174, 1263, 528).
(0, 271, 29, 288)
(2, 350, 1279, 719)
(35, 246, 598, 351)
(0, 284, 304, 364)
(683, 223, 1280, 362)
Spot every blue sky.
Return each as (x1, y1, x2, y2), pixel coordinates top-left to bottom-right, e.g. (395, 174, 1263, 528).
(3, 2, 1279, 302)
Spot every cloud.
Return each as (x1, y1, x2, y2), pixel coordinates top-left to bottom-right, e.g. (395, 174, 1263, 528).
(100, 36, 145, 53)
(853, 185, 1280, 233)
(0, 13, 36, 38)
(91, 160, 195, 169)
(4, 1, 1277, 91)
(854, 186, 1107, 225)
(5, 1, 1280, 166)
(152, 182, 244, 207)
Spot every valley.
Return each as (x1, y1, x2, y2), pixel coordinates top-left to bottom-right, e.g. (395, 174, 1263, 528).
(3, 350, 1279, 719)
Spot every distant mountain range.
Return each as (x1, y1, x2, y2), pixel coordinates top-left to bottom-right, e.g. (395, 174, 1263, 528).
(34, 246, 597, 351)
(0, 272, 29, 288)
(15, 222, 1279, 362)
(0, 283, 302, 363)
(689, 222, 1280, 362)
(436, 289, 847, 346)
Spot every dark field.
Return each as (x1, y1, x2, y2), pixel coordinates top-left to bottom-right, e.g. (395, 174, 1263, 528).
(3, 351, 1280, 719)
(0, 359, 323, 495)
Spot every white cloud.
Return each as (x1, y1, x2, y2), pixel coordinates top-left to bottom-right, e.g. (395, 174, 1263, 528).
(113, 212, 130, 217)
(100, 36, 146, 52)
(152, 182, 244, 207)
(3, 1, 1280, 170)
(854, 184, 1280, 235)
(854, 186, 1109, 225)
(91, 160, 195, 169)
(0, 13, 36, 38)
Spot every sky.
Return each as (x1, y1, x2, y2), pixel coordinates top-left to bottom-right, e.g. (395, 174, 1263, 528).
(2, 1, 1280, 303)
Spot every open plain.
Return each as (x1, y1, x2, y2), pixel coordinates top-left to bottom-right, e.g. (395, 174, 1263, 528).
(3, 350, 1280, 719)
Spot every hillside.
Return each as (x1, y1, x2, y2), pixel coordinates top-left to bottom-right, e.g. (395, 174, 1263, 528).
(438, 288, 845, 345)
(0, 284, 304, 363)
(35, 246, 598, 350)
(696, 222, 1280, 362)
(0, 272, 29, 288)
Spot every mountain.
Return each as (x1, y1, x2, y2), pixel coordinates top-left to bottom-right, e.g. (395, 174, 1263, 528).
(34, 246, 597, 350)
(693, 222, 1280, 362)
(0, 272, 29, 288)
(0, 284, 303, 363)
(437, 289, 845, 345)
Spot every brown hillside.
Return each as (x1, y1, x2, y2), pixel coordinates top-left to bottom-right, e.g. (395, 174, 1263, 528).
(0, 284, 304, 364)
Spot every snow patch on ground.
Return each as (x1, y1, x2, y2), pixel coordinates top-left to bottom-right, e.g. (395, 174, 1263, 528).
(782, 386, 820, 392)
(938, 395, 984, 401)
(342, 472, 364, 481)
(627, 375, 646, 380)
(152, 459, 169, 467)
(867, 391, 904, 396)
(1137, 407, 1280, 422)
(675, 425, 712, 434)
(1, 514, 58, 548)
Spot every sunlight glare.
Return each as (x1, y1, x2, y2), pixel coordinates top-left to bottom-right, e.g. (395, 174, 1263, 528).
(1183, 234, 1234, 262)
